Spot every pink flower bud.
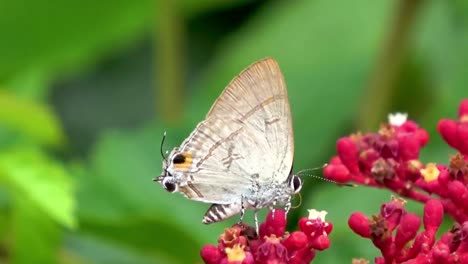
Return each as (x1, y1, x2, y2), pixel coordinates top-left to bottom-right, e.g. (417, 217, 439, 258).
(337, 137, 360, 173)
(348, 212, 371, 238)
(259, 210, 286, 238)
(423, 199, 444, 233)
(395, 213, 421, 250)
(282, 231, 308, 251)
(324, 222, 333, 234)
(298, 218, 323, 238)
(436, 165, 450, 186)
(458, 123, 468, 154)
(416, 128, 430, 146)
(329, 156, 342, 164)
(458, 99, 468, 121)
(437, 119, 460, 151)
(309, 235, 330, 250)
(447, 181, 468, 209)
(397, 136, 421, 161)
(288, 248, 316, 264)
(398, 120, 418, 132)
(201, 244, 222, 264)
(432, 242, 451, 264)
(323, 164, 351, 183)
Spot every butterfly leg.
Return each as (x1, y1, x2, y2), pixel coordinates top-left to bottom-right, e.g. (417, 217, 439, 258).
(254, 210, 259, 234)
(284, 196, 292, 215)
(237, 196, 246, 224)
(270, 200, 277, 220)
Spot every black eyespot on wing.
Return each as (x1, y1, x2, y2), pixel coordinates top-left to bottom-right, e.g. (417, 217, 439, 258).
(173, 153, 186, 164)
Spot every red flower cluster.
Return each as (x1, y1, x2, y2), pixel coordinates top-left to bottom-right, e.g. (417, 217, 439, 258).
(349, 197, 468, 263)
(200, 209, 332, 264)
(438, 99, 468, 155)
(324, 99, 468, 223)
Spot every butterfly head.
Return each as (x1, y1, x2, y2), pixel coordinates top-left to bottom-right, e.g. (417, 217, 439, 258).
(154, 131, 179, 192)
(289, 174, 302, 195)
(155, 159, 179, 193)
(156, 148, 195, 193)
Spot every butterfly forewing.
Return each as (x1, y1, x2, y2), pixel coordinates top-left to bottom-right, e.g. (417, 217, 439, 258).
(170, 58, 294, 205)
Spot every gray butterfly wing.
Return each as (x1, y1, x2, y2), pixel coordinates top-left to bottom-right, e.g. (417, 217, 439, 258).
(169, 58, 294, 205)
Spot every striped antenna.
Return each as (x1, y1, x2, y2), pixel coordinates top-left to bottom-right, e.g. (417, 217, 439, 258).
(297, 163, 357, 187)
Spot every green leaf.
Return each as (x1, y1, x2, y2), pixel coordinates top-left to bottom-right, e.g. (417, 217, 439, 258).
(64, 233, 174, 264)
(0, 0, 252, 98)
(11, 194, 61, 264)
(78, 218, 202, 264)
(0, 147, 75, 228)
(0, 91, 65, 147)
(0, 1, 153, 86)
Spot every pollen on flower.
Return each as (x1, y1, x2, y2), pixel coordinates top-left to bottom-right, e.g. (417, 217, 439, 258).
(225, 244, 246, 261)
(420, 163, 440, 182)
(352, 258, 370, 264)
(388, 112, 408, 126)
(308, 209, 328, 221)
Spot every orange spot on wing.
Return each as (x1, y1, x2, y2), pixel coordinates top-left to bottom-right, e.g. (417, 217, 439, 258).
(174, 152, 193, 169)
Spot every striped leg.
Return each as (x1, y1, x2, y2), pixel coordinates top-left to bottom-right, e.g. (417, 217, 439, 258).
(254, 210, 259, 234)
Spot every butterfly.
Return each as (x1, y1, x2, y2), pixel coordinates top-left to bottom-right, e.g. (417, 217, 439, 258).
(155, 58, 301, 227)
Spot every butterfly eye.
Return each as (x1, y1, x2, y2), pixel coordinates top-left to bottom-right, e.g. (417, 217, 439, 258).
(290, 175, 302, 194)
(162, 177, 178, 193)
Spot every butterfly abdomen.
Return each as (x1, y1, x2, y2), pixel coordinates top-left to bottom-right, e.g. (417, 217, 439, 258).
(202, 203, 242, 224)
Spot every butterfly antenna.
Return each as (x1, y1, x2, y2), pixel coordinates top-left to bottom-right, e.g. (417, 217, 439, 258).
(297, 163, 357, 187)
(299, 172, 357, 187)
(160, 131, 167, 161)
(296, 163, 328, 176)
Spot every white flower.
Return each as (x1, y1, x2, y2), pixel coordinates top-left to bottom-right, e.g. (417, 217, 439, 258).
(307, 209, 328, 221)
(388, 113, 408, 126)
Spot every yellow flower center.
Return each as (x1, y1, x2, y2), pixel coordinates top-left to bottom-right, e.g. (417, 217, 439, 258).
(420, 163, 440, 182)
(225, 244, 246, 262)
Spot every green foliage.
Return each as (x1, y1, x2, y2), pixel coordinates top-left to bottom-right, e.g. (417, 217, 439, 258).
(0, 91, 65, 146)
(0, 0, 467, 263)
(11, 195, 61, 264)
(0, 147, 75, 228)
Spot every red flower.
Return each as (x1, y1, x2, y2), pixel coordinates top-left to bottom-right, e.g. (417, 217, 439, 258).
(325, 100, 468, 223)
(325, 99, 468, 262)
(200, 209, 332, 264)
(346, 197, 468, 263)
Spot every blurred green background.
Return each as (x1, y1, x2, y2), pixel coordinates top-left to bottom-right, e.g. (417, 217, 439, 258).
(0, 0, 467, 263)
